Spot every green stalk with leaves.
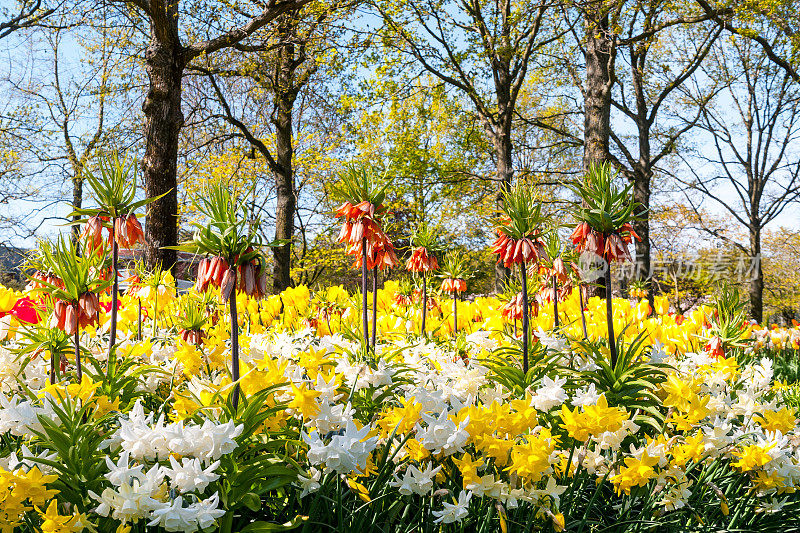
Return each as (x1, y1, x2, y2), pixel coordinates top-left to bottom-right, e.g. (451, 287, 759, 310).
(70, 152, 164, 357)
(331, 165, 396, 352)
(27, 236, 112, 381)
(439, 251, 469, 338)
(406, 224, 440, 338)
(172, 182, 275, 410)
(568, 163, 642, 368)
(492, 184, 548, 373)
(541, 230, 568, 329)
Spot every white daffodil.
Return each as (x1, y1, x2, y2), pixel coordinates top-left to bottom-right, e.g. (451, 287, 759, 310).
(433, 490, 472, 524)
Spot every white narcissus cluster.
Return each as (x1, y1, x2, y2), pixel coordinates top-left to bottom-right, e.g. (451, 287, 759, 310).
(390, 463, 441, 496)
(296, 467, 322, 498)
(114, 400, 242, 463)
(415, 410, 470, 456)
(164, 456, 221, 493)
(433, 490, 472, 524)
(89, 438, 226, 531)
(0, 346, 22, 393)
(303, 419, 378, 474)
(147, 493, 226, 532)
(309, 400, 355, 434)
(0, 394, 56, 437)
(0, 443, 57, 473)
(529, 375, 568, 412)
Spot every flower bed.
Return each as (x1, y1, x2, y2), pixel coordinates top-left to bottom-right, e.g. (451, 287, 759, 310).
(1, 281, 799, 532)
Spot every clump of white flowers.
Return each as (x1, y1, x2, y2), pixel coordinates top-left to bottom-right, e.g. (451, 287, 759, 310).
(90, 448, 226, 531)
(113, 400, 242, 463)
(303, 419, 378, 474)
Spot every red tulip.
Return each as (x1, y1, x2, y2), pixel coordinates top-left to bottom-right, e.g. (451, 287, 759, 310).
(10, 297, 40, 324)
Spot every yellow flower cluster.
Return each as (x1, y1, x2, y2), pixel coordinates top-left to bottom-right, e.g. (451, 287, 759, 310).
(560, 395, 629, 441)
(0, 466, 59, 531)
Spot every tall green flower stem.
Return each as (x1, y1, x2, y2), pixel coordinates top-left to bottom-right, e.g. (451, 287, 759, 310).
(492, 184, 547, 375)
(521, 262, 529, 373)
(452, 291, 458, 338)
(568, 163, 641, 368)
(229, 273, 241, 410)
(109, 232, 119, 353)
(579, 284, 588, 340)
(152, 291, 158, 340)
(605, 257, 617, 367)
(406, 226, 440, 338)
(73, 304, 82, 381)
(372, 265, 378, 349)
(421, 272, 427, 337)
(172, 183, 278, 411)
(361, 237, 369, 349)
(552, 276, 559, 328)
(331, 165, 395, 352)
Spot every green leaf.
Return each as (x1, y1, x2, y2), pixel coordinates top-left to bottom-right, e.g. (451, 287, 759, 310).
(239, 516, 309, 532)
(241, 492, 262, 512)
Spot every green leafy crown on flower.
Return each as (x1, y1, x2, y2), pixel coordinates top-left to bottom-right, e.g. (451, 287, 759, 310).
(69, 152, 165, 220)
(410, 222, 440, 251)
(707, 283, 752, 350)
(330, 164, 392, 214)
(173, 181, 274, 267)
(496, 182, 548, 240)
(439, 250, 470, 281)
(27, 235, 112, 302)
(171, 294, 210, 332)
(540, 229, 563, 265)
(568, 162, 641, 234)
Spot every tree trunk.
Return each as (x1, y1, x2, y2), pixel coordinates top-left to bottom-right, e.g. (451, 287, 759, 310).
(629, 45, 653, 307)
(749, 227, 763, 323)
(141, 28, 183, 273)
(493, 127, 513, 292)
(71, 174, 83, 242)
(582, 11, 614, 299)
(270, 18, 298, 293)
(583, 12, 613, 170)
(633, 169, 653, 307)
(271, 84, 295, 293)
